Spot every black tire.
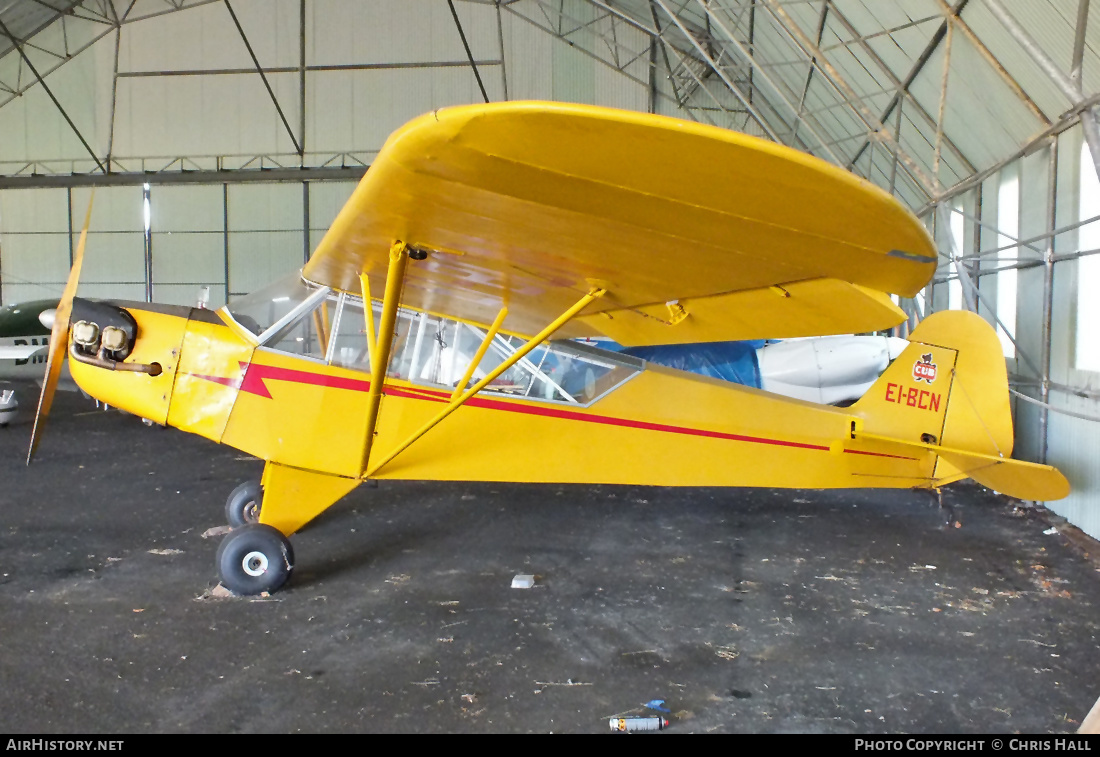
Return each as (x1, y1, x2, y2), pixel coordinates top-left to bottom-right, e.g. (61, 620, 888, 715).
(216, 523, 294, 595)
(226, 479, 262, 527)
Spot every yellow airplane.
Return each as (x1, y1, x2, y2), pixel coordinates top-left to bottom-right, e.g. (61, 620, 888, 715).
(27, 101, 1070, 595)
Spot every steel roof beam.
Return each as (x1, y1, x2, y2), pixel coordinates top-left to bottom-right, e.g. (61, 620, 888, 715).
(653, 0, 783, 140)
(0, 15, 105, 175)
(983, 0, 1100, 183)
(759, 0, 935, 197)
(791, 0, 828, 146)
(824, 2, 974, 176)
(0, 165, 369, 189)
(937, 1, 1045, 127)
(448, 0, 490, 103)
(847, 1, 968, 171)
(679, 0, 844, 158)
(223, 0, 302, 157)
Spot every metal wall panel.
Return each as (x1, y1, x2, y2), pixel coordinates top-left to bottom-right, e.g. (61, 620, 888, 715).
(113, 71, 301, 159)
(1044, 126, 1100, 541)
(0, 188, 70, 304)
(307, 180, 357, 256)
(113, 0, 302, 162)
(959, 1, 1070, 121)
(997, 0, 1081, 93)
(311, 0, 498, 68)
(306, 67, 495, 156)
(907, 34, 1037, 177)
(0, 188, 69, 234)
(0, 235, 70, 306)
(743, 14, 802, 138)
(551, 36, 595, 105)
(304, 0, 505, 157)
(834, 0, 939, 72)
(499, 5, 553, 101)
(150, 185, 226, 307)
(118, 1, 261, 73)
(67, 186, 145, 299)
(591, 16, 649, 113)
(226, 182, 304, 298)
(1046, 400, 1100, 540)
(0, 34, 111, 170)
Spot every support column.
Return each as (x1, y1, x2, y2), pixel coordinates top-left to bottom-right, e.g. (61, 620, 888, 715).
(1039, 140, 1058, 464)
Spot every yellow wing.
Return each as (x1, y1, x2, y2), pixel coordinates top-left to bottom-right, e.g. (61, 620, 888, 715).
(304, 101, 936, 343)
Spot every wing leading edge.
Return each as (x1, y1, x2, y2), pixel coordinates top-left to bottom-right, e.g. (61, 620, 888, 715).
(305, 101, 936, 344)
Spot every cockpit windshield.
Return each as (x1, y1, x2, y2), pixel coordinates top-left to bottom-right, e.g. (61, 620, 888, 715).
(225, 272, 326, 337)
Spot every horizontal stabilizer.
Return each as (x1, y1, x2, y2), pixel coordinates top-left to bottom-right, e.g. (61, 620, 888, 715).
(938, 450, 1070, 502)
(854, 430, 1069, 502)
(0, 344, 47, 361)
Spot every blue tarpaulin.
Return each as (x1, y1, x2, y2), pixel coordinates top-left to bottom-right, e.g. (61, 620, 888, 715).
(618, 341, 764, 388)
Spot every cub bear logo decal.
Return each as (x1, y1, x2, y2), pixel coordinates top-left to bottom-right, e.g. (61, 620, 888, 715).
(913, 353, 937, 383)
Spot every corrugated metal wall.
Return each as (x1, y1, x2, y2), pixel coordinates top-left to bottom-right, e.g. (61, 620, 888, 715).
(0, 188, 70, 304)
(925, 121, 1100, 541)
(1044, 126, 1100, 541)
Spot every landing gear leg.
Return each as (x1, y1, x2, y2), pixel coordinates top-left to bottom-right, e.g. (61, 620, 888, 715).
(933, 487, 959, 529)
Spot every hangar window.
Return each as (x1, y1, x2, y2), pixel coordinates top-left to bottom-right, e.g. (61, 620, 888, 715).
(1079, 142, 1100, 372)
(996, 169, 1019, 358)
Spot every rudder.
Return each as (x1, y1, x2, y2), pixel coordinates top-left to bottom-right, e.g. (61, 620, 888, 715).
(850, 311, 1067, 500)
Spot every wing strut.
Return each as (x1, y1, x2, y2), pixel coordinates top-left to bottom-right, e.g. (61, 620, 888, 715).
(361, 286, 606, 478)
(452, 306, 509, 401)
(359, 241, 412, 474)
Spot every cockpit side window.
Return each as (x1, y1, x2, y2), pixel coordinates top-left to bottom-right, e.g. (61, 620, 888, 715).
(238, 286, 643, 405)
(400, 313, 643, 406)
(327, 296, 372, 370)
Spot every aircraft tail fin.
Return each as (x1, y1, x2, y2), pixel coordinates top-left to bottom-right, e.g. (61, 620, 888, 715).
(850, 310, 1069, 501)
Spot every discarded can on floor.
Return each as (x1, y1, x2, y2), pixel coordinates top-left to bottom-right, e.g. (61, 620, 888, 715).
(609, 716, 669, 732)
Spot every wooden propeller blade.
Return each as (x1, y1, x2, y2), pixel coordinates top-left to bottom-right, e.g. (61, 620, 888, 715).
(27, 193, 93, 464)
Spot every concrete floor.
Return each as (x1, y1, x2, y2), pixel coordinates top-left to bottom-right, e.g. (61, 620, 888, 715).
(1, 389, 1098, 734)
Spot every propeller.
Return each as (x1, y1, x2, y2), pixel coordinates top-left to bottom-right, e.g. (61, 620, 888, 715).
(27, 192, 93, 465)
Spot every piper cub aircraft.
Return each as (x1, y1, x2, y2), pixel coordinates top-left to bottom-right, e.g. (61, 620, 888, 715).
(28, 101, 1070, 595)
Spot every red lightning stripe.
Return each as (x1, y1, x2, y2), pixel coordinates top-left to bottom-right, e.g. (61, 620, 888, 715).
(188, 362, 370, 399)
(187, 363, 915, 460)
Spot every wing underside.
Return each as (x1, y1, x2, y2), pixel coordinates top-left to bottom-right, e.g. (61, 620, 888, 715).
(304, 102, 937, 343)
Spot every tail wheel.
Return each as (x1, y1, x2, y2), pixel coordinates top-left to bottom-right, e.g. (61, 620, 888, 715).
(225, 479, 262, 527)
(216, 524, 294, 595)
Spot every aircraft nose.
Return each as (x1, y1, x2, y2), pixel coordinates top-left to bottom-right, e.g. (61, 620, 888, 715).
(38, 308, 56, 330)
(66, 299, 189, 425)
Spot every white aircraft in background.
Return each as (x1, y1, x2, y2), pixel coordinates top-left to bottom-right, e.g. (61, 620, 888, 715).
(0, 299, 58, 425)
(593, 333, 909, 408)
(755, 334, 909, 406)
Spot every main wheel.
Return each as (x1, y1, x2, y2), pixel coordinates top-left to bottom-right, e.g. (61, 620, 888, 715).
(216, 523, 294, 595)
(225, 479, 262, 527)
